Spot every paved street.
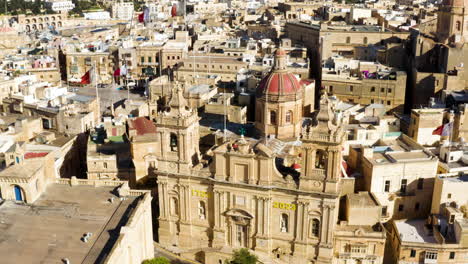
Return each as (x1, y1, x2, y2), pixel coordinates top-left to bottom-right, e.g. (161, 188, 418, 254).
(71, 83, 146, 114)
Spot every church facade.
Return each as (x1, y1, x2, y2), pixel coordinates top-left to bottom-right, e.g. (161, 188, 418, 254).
(140, 49, 349, 263)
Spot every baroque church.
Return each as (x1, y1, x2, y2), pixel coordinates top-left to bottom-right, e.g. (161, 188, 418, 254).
(132, 49, 347, 263)
(412, 0, 468, 106)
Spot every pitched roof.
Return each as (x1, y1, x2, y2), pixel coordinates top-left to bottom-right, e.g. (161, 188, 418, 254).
(129, 117, 157, 136)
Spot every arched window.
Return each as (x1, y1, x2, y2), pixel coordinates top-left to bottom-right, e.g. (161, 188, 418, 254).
(363, 37, 368, 44)
(286, 110, 293, 123)
(315, 150, 327, 169)
(280, 214, 288, 232)
(198, 201, 206, 219)
(456, 21, 461, 31)
(270, 111, 277, 125)
(170, 133, 178, 152)
(346, 37, 351, 44)
(170, 197, 179, 215)
(311, 219, 320, 237)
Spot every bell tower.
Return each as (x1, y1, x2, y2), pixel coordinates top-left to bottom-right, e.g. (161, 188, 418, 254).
(154, 81, 200, 173)
(298, 93, 346, 264)
(437, 0, 468, 44)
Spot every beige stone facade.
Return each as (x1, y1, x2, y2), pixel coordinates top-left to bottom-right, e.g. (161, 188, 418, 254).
(65, 52, 114, 84)
(16, 14, 67, 32)
(152, 88, 346, 263)
(322, 71, 407, 113)
(333, 192, 387, 264)
(408, 108, 445, 146)
(349, 135, 438, 221)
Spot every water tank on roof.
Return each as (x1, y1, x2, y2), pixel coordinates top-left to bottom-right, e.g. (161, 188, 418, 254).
(461, 154, 468, 165)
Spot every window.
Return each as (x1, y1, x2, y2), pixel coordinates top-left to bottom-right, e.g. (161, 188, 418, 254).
(350, 245, 366, 254)
(346, 36, 351, 44)
(148, 56, 152, 63)
(456, 21, 461, 31)
(448, 193, 452, 199)
(170, 133, 178, 152)
(311, 219, 320, 237)
(449, 252, 455, 259)
(371, 87, 375, 92)
(388, 88, 392, 93)
(349, 86, 353, 92)
(363, 37, 368, 44)
(270, 111, 277, 125)
(425, 252, 437, 260)
(280, 214, 288, 232)
(329, 86, 333, 92)
(103, 162, 107, 169)
(400, 179, 407, 193)
(381, 206, 388, 216)
(417, 178, 424, 190)
(371, 99, 374, 103)
(415, 202, 420, 211)
(384, 180, 390, 192)
(315, 150, 327, 169)
(141, 57, 145, 63)
(387, 101, 391, 106)
(410, 249, 416, 258)
(381, 88, 385, 93)
(398, 204, 404, 212)
(286, 111, 292, 123)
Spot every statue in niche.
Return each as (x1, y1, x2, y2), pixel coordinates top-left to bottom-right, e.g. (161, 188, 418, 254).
(280, 214, 288, 232)
(198, 202, 206, 220)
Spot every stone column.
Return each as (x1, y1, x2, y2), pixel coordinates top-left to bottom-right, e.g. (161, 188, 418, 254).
(326, 205, 335, 244)
(212, 190, 226, 247)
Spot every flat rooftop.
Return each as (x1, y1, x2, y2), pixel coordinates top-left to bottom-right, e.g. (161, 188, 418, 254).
(0, 184, 137, 264)
(395, 219, 438, 244)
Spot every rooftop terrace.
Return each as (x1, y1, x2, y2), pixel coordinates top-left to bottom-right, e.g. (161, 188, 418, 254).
(0, 184, 137, 264)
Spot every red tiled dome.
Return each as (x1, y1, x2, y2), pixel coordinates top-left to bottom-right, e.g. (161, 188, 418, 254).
(257, 71, 302, 95)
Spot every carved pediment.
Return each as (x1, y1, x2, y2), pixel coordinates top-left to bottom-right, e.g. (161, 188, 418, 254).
(224, 208, 254, 224)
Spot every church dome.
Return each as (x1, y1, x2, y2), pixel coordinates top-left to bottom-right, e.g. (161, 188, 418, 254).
(256, 48, 302, 98)
(257, 72, 302, 95)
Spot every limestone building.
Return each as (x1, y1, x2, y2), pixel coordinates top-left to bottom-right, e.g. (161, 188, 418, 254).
(333, 192, 387, 264)
(348, 135, 439, 221)
(134, 43, 355, 262)
(155, 92, 346, 263)
(255, 48, 303, 140)
(410, 0, 468, 107)
(387, 173, 468, 264)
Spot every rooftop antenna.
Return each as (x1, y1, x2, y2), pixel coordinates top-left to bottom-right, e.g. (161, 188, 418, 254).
(93, 61, 100, 125)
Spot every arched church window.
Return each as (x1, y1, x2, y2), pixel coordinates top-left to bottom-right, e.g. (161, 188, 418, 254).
(198, 201, 206, 219)
(171, 197, 179, 215)
(170, 133, 178, 152)
(315, 150, 327, 169)
(311, 218, 320, 237)
(286, 110, 293, 123)
(270, 111, 277, 125)
(456, 21, 461, 31)
(280, 214, 288, 232)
